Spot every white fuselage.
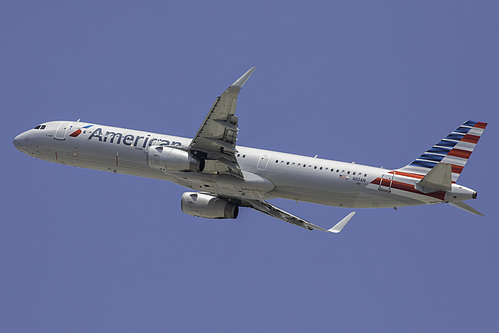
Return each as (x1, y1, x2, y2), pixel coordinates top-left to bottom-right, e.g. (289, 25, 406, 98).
(13, 121, 476, 210)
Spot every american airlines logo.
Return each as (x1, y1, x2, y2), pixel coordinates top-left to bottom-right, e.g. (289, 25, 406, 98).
(70, 125, 93, 137)
(86, 127, 183, 148)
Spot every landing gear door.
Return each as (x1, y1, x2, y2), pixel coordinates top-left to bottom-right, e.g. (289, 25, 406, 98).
(378, 173, 394, 192)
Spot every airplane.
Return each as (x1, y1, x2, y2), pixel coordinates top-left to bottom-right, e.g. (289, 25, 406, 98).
(13, 67, 487, 233)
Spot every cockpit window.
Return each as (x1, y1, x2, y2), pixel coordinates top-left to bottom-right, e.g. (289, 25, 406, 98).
(34, 125, 41, 129)
(40, 125, 46, 129)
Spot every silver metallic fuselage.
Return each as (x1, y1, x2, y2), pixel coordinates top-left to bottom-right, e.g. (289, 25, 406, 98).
(13, 120, 476, 209)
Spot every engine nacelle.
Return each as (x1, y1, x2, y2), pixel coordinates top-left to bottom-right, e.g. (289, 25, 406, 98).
(147, 146, 204, 172)
(181, 192, 239, 219)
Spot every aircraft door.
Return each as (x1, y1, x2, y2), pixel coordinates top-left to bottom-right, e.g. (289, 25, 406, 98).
(54, 122, 73, 140)
(257, 153, 270, 170)
(378, 173, 394, 192)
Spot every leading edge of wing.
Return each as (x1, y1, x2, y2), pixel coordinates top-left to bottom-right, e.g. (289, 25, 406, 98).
(244, 199, 355, 233)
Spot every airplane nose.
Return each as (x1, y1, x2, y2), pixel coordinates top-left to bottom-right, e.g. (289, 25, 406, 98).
(13, 132, 30, 153)
(13, 134, 22, 149)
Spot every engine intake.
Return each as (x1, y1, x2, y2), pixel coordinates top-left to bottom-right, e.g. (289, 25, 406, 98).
(181, 192, 239, 219)
(147, 146, 204, 172)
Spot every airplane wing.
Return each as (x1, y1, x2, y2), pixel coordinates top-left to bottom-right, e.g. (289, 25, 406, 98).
(189, 68, 355, 233)
(242, 199, 356, 233)
(189, 67, 256, 179)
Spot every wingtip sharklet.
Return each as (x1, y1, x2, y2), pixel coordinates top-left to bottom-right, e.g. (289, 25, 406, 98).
(328, 212, 356, 233)
(230, 67, 256, 89)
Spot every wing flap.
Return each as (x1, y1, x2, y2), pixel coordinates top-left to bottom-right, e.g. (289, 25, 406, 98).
(213, 119, 239, 131)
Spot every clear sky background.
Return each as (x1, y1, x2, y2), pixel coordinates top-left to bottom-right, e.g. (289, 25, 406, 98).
(2, 1, 498, 332)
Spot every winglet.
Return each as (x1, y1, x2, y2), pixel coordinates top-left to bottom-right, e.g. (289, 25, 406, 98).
(230, 67, 256, 89)
(328, 212, 356, 233)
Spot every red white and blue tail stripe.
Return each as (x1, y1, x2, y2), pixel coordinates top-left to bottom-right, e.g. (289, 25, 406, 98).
(396, 120, 487, 183)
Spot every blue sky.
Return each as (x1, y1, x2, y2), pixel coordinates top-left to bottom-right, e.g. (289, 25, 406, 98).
(2, 1, 498, 332)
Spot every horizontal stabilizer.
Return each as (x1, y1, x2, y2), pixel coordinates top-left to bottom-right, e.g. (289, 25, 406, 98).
(416, 163, 452, 192)
(449, 201, 484, 216)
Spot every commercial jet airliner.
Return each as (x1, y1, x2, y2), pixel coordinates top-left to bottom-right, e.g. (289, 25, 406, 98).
(13, 68, 487, 233)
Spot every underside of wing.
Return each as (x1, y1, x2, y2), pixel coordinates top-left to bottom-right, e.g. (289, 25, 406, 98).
(242, 199, 355, 233)
(189, 68, 255, 179)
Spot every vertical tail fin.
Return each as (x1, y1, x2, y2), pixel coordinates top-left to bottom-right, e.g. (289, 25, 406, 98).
(396, 120, 487, 183)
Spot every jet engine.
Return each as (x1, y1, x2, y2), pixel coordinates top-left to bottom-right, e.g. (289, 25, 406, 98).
(181, 192, 239, 219)
(147, 146, 204, 172)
